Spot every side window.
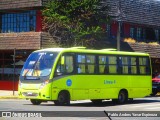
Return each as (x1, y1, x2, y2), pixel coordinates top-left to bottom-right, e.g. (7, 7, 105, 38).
(99, 56, 107, 74)
(109, 56, 117, 74)
(121, 57, 129, 74)
(77, 54, 95, 74)
(129, 57, 137, 74)
(98, 55, 117, 74)
(65, 56, 74, 73)
(139, 57, 150, 74)
(77, 55, 86, 73)
(130, 57, 137, 74)
(86, 55, 95, 73)
(55, 54, 74, 75)
(119, 56, 138, 74)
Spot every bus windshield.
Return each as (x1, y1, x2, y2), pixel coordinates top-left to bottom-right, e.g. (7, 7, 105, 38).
(21, 52, 58, 77)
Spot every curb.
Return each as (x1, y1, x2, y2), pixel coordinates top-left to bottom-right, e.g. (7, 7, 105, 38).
(0, 96, 19, 99)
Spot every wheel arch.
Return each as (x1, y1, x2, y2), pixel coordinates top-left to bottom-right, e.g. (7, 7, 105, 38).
(58, 90, 70, 99)
(119, 89, 128, 97)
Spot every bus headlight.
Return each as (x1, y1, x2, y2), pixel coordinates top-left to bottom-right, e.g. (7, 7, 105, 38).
(39, 80, 49, 89)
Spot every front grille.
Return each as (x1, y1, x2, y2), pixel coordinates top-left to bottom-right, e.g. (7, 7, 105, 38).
(22, 92, 38, 97)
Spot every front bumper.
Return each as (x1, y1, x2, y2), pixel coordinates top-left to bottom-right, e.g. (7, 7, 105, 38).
(18, 90, 51, 100)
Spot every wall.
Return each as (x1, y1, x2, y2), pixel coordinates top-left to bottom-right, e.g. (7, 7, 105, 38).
(36, 10, 42, 32)
(0, 0, 42, 10)
(0, 80, 18, 90)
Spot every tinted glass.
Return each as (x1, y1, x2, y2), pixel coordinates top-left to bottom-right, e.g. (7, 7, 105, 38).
(21, 52, 58, 77)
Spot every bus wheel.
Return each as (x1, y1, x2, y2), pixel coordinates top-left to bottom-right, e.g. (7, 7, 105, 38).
(91, 99, 102, 105)
(117, 90, 128, 104)
(54, 91, 70, 106)
(30, 99, 41, 105)
(112, 90, 128, 104)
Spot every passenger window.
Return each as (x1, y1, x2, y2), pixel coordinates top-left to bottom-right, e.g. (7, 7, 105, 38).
(77, 54, 95, 74)
(87, 55, 95, 73)
(109, 56, 117, 74)
(139, 57, 148, 74)
(109, 65, 117, 74)
(98, 55, 117, 74)
(77, 55, 86, 73)
(131, 57, 137, 74)
(122, 57, 128, 74)
(65, 56, 73, 73)
(99, 56, 107, 74)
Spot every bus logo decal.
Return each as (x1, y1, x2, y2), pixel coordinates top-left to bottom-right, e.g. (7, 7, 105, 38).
(66, 79, 72, 86)
(104, 80, 116, 84)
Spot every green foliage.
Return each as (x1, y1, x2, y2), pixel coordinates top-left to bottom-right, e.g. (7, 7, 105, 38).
(42, 0, 110, 47)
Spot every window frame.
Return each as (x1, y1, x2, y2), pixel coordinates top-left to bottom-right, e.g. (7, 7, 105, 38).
(98, 54, 151, 75)
(76, 53, 96, 74)
(0, 10, 36, 33)
(54, 53, 75, 76)
(54, 52, 151, 76)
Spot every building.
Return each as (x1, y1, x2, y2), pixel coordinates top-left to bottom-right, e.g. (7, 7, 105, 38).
(105, 0, 160, 75)
(0, 0, 160, 90)
(0, 0, 55, 90)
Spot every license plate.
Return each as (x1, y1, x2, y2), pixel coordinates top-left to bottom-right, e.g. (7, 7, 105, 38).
(27, 92, 33, 95)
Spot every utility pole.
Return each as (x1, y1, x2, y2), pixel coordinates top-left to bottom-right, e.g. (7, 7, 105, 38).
(116, 0, 122, 51)
(13, 48, 16, 95)
(117, 21, 121, 51)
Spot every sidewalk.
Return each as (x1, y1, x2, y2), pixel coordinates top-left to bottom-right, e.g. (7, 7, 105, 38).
(0, 90, 18, 99)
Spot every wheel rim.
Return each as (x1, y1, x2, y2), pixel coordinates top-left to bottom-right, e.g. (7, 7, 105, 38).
(58, 92, 70, 105)
(119, 93, 125, 102)
(118, 91, 127, 103)
(58, 94, 65, 103)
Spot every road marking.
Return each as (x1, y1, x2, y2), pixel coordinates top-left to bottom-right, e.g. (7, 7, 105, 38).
(131, 104, 160, 108)
(145, 106, 160, 110)
(71, 100, 91, 104)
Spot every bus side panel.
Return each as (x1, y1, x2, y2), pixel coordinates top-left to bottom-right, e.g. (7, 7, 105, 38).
(72, 89, 89, 100)
(128, 75, 152, 98)
(88, 88, 117, 99)
(51, 75, 151, 101)
(51, 75, 131, 100)
(51, 76, 90, 100)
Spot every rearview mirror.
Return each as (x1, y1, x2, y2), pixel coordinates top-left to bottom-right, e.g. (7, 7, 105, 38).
(61, 56, 65, 65)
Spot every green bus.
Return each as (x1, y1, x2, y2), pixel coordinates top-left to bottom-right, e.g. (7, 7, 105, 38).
(18, 47, 152, 105)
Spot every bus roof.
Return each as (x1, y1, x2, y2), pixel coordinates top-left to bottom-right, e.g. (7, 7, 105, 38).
(34, 47, 149, 56)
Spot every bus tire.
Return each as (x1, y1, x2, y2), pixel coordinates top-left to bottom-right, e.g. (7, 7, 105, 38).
(91, 99, 102, 105)
(112, 90, 128, 104)
(30, 99, 42, 105)
(54, 91, 70, 106)
(117, 90, 128, 104)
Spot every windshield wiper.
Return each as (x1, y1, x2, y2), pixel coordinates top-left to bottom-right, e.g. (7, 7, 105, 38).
(24, 54, 43, 77)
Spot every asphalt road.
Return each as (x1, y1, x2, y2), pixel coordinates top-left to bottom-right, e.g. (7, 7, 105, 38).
(0, 96, 160, 120)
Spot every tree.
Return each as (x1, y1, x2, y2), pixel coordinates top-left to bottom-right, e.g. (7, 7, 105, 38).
(42, 0, 110, 47)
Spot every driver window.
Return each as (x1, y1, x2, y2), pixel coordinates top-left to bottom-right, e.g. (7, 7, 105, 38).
(55, 54, 74, 76)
